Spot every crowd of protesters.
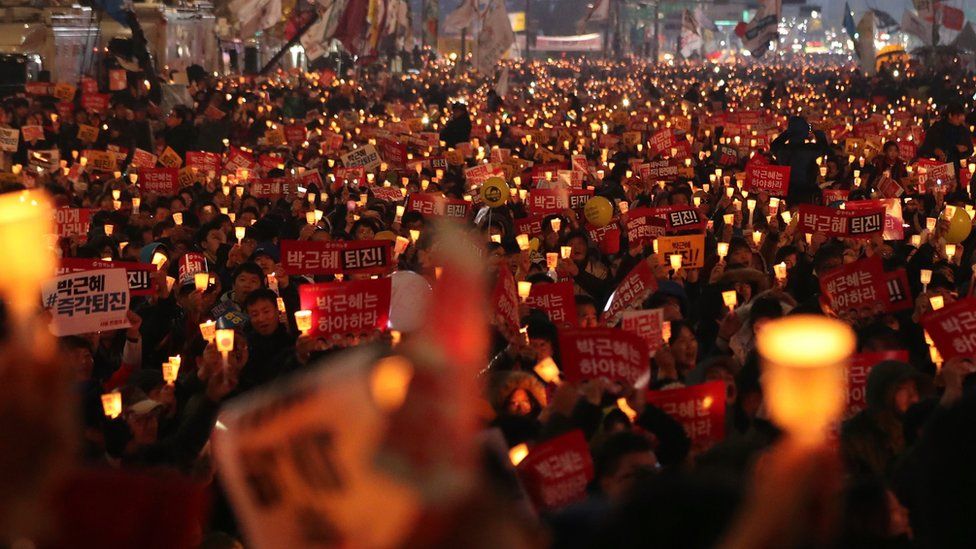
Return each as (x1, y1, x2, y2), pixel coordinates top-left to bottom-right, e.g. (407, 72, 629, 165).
(1, 53, 976, 548)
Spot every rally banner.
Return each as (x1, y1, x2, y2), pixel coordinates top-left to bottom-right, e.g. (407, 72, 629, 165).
(491, 264, 520, 336)
(625, 209, 667, 247)
(298, 278, 392, 336)
(405, 192, 471, 218)
(334, 166, 367, 185)
(646, 382, 726, 452)
(21, 125, 44, 143)
(369, 186, 403, 203)
(515, 215, 545, 238)
(558, 327, 649, 386)
(527, 188, 594, 215)
(213, 347, 419, 549)
(922, 297, 976, 361)
(185, 151, 221, 173)
(225, 147, 255, 171)
(55, 207, 91, 238)
(284, 124, 307, 145)
(59, 258, 156, 297)
(516, 430, 594, 512)
(378, 139, 407, 168)
(76, 125, 99, 143)
(796, 204, 884, 239)
(281, 240, 394, 276)
(639, 159, 680, 181)
(178, 253, 208, 286)
(138, 167, 180, 195)
(341, 145, 382, 171)
(845, 351, 909, 418)
(846, 198, 904, 241)
(81, 93, 110, 112)
(620, 309, 665, 355)
(526, 281, 577, 327)
(42, 268, 131, 336)
(650, 205, 706, 233)
(129, 148, 157, 169)
(82, 150, 119, 173)
(819, 256, 888, 317)
(603, 260, 658, 325)
(745, 163, 790, 196)
(657, 234, 706, 269)
(648, 128, 677, 156)
(735, 0, 781, 57)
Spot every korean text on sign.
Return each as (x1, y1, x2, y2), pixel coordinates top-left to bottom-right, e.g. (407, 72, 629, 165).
(558, 327, 649, 386)
(646, 381, 726, 452)
(281, 240, 393, 276)
(42, 268, 131, 336)
(298, 278, 391, 336)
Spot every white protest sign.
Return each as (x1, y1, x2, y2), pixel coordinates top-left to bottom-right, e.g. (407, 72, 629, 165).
(213, 346, 419, 549)
(340, 144, 382, 171)
(0, 127, 19, 152)
(42, 268, 131, 336)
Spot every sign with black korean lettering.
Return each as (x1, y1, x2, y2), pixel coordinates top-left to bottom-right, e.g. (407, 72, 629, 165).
(281, 240, 394, 276)
(213, 346, 420, 549)
(0, 128, 20, 152)
(340, 145, 381, 171)
(59, 258, 155, 296)
(42, 268, 131, 336)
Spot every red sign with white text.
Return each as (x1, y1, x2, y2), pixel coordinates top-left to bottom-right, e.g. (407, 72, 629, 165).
(819, 256, 887, 318)
(281, 239, 393, 276)
(527, 188, 593, 215)
(491, 265, 520, 337)
(185, 151, 221, 173)
(646, 382, 726, 452)
(558, 327, 649, 386)
(138, 167, 180, 195)
(406, 192, 471, 218)
(796, 204, 884, 239)
(298, 278, 392, 336)
(846, 351, 909, 417)
(516, 430, 594, 511)
(55, 208, 91, 238)
(922, 297, 976, 361)
(625, 208, 668, 246)
(527, 281, 578, 327)
(620, 309, 665, 355)
(603, 260, 658, 325)
(745, 163, 791, 196)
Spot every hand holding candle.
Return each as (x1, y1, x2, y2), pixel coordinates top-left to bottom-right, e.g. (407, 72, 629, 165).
(295, 310, 313, 335)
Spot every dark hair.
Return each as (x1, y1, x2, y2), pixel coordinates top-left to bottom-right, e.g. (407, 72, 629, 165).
(232, 262, 265, 283)
(243, 288, 279, 310)
(195, 220, 223, 247)
(593, 431, 654, 482)
(946, 102, 966, 117)
(60, 335, 92, 352)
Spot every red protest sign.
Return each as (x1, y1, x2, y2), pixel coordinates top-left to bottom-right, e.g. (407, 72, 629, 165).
(558, 327, 649, 386)
(298, 278, 392, 336)
(527, 281, 578, 327)
(884, 268, 913, 313)
(877, 176, 904, 199)
(284, 124, 307, 145)
(819, 256, 888, 318)
(281, 239, 393, 276)
(405, 192, 471, 218)
(515, 215, 545, 238)
(80, 93, 110, 112)
(138, 167, 180, 195)
(108, 69, 127, 91)
(129, 148, 157, 169)
(639, 158, 680, 181)
(625, 208, 667, 247)
(527, 188, 593, 215)
(603, 260, 658, 325)
(25, 82, 51, 96)
(922, 297, 976, 361)
(796, 204, 884, 239)
(646, 381, 726, 452)
(185, 151, 221, 173)
(846, 351, 909, 418)
(588, 222, 621, 255)
(846, 198, 904, 241)
(178, 253, 207, 286)
(648, 128, 677, 156)
(334, 166, 366, 185)
(21, 125, 44, 143)
(224, 147, 256, 171)
(369, 186, 405, 202)
(745, 163, 791, 196)
(258, 153, 284, 170)
(55, 208, 91, 238)
(516, 430, 594, 511)
(491, 264, 520, 336)
(378, 138, 407, 168)
(648, 205, 706, 234)
(248, 177, 297, 200)
(620, 309, 665, 355)
(822, 189, 850, 203)
(59, 258, 156, 296)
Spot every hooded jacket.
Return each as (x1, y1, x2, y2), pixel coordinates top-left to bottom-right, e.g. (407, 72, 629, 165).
(841, 360, 918, 478)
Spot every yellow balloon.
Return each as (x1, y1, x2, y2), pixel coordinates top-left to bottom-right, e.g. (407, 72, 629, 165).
(584, 196, 613, 227)
(375, 230, 397, 241)
(945, 207, 972, 244)
(480, 177, 510, 208)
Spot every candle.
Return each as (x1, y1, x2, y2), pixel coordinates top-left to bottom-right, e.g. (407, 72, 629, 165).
(751, 231, 762, 246)
(490, 234, 501, 243)
(546, 253, 559, 271)
(661, 321, 671, 342)
(619, 201, 629, 214)
(717, 242, 729, 260)
(0, 191, 55, 326)
(235, 226, 246, 244)
(910, 234, 921, 247)
(551, 218, 562, 232)
(722, 290, 737, 310)
(162, 356, 181, 384)
(517, 281, 532, 301)
(534, 357, 561, 384)
(929, 345, 943, 372)
(756, 315, 855, 444)
(774, 262, 788, 281)
(920, 269, 932, 292)
(104, 224, 114, 236)
(410, 229, 421, 242)
(669, 254, 682, 271)
(172, 212, 183, 225)
(194, 272, 209, 292)
(305, 211, 316, 225)
(930, 295, 945, 310)
(294, 310, 313, 334)
(101, 392, 122, 419)
(560, 246, 572, 259)
(946, 244, 957, 260)
(516, 233, 530, 251)
(723, 213, 734, 226)
(370, 356, 414, 412)
(216, 328, 235, 368)
(508, 443, 529, 466)
(200, 320, 216, 343)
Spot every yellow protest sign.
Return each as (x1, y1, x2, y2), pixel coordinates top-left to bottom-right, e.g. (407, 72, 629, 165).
(53, 83, 76, 102)
(265, 126, 286, 146)
(657, 234, 705, 269)
(76, 124, 99, 143)
(159, 146, 183, 168)
(83, 150, 118, 173)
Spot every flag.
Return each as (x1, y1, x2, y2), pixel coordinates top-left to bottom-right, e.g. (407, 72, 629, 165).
(230, 0, 283, 38)
(300, 0, 350, 60)
(680, 9, 703, 58)
(953, 22, 976, 52)
(444, 0, 478, 31)
(424, 0, 439, 46)
(856, 11, 876, 76)
(937, 2, 965, 31)
(914, 0, 935, 21)
(902, 9, 933, 45)
(585, 0, 610, 23)
(475, 0, 515, 74)
(89, 0, 132, 26)
(334, 0, 370, 55)
(872, 9, 900, 31)
(735, 0, 781, 58)
(843, 2, 857, 41)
